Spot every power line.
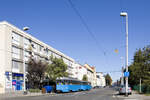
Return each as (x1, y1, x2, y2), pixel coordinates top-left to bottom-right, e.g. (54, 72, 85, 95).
(102, 70, 122, 73)
(67, 0, 106, 56)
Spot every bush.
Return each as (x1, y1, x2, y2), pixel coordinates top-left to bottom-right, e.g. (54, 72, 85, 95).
(28, 89, 41, 93)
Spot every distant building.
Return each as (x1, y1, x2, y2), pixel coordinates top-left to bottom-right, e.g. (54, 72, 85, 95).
(96, 72, 106, 87)
(91, 66, 97, 87)
(74, 63, 87, 81)
(84, 64, 97, 87)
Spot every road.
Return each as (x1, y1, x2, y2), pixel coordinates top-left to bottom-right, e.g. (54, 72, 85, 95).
(3, 88, 123, 100)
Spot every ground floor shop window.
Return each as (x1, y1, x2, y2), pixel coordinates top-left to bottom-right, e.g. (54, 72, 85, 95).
(12, 73, 23, 91)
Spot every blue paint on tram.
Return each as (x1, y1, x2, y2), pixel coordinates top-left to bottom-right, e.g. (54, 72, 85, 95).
(56, 77, 92, 93)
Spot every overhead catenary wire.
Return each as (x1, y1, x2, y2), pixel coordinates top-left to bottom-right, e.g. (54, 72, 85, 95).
(66, 0, 113, 72)
(102, 70, 122, 73)
(67, 0, 125, 74)
(67, 0, 106, 56)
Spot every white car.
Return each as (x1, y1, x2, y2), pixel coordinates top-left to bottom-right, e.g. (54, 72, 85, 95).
(119, 85, 132, 95)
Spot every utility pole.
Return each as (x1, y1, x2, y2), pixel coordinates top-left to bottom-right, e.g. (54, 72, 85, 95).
(121, 67, 124, 86)
(23, 27, 29, 94)
(120, 57, 124, 86)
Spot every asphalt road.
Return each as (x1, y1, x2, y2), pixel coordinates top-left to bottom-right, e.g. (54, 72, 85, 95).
(3, 88, 123, 100)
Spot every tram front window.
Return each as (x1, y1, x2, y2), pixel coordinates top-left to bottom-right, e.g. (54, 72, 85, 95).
(57, 80, 63, 85)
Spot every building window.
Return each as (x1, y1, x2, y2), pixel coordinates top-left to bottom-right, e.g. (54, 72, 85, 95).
(25, 64, 28, 72)
(39, 45, 44, 55)
(12, 31, 21, 45)
(24, 51, 30, 62)
(45, 48, 48, 55)
(12, 46, 21, 59)
(31, 42, 37, 52)
(39, 46, 42, 52)
(24, 51, 30, 57)
(12, 61, 22, 73)
(24, 38, 30, 49)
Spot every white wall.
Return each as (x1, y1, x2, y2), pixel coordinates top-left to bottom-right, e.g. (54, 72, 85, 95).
(96, 72, 106, 87)
(0, 24, 12, 93)
(72, 63, 87, 81)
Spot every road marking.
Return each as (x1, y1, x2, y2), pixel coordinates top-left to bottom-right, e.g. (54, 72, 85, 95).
(112, 95, 116, 98)
(124, 99, 137, 100)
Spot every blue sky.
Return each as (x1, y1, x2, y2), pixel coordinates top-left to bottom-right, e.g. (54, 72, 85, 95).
(0, 0, 150, 81)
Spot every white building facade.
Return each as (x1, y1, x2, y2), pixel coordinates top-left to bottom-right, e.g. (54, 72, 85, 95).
(0, 21, 75, 94)
(96, 72, 106, 87)
(73, 63, 87, 81)
(84, 64, 97, 87)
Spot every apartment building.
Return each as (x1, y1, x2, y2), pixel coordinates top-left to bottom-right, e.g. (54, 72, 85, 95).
(84, 64, 97, 87)
(91, 67, 97, 87)
(0, 21, 75, 94)
(96, 72, 106, 87)
(73, 63, 87, 80)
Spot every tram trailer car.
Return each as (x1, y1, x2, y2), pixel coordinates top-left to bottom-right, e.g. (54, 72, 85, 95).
(80, 81, 91, 91)
(56, 78, 92, 93)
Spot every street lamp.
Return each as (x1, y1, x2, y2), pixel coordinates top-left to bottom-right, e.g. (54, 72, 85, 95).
(120, 57, 124, 86)
(120, 12, 128, 96)
(23, 27, 29, 94)
(23, 27, 29, 31)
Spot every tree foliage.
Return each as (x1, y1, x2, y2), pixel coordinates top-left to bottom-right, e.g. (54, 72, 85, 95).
(46, 56, 68, 82)
(27, 59, 47, 89)
(105, 74, 112, 86)
(82, 74, 88, 81)
(129, 46, 150, 93)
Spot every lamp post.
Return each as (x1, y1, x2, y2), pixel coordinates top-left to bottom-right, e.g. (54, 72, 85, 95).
(120, 57, 124, 86)
(120, 12, 128, 96)
(23, 27, 29, 93)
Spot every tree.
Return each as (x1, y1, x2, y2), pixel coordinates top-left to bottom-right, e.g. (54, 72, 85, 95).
(129, 46, 150, 93)
(82, 74, 88, 81)
(46, 56, 68, 82)
(105, 74, 112, 86)
(27, 58, 47, 89)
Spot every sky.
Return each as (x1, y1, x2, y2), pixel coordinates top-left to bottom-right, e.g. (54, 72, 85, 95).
(0, 0, 150, 82)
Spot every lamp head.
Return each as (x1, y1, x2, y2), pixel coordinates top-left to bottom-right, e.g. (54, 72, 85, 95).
(120, 12, 127, 16)
(23, 27, 29, 31)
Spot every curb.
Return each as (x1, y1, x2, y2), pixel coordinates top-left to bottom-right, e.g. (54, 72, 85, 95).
(0, 92, 56, 99)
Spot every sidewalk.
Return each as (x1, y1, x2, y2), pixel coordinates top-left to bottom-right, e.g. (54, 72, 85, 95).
(116, 91, 150, 100)
(0, 91, 56, 99)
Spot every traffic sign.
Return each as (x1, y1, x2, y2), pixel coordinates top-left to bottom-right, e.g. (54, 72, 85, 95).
(124, 72, 129, 77)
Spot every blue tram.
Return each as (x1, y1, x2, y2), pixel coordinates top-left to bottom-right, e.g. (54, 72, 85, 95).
(56, 77, 92, 92)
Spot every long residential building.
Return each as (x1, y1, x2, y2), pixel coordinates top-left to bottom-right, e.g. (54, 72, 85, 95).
(0, 21, 75, 94)
(0, 21, 101, 94)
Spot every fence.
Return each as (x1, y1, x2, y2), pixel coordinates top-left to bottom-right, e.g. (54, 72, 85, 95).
(133, 85, 150, 94)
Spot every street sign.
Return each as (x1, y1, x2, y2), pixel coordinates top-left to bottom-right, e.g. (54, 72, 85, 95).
(124, 72, 129, 77)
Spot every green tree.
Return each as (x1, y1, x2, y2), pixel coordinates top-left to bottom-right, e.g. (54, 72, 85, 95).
(82, 74, 88, 81)
(129, 46, 150, 93)
(105, 74, 112, 86)
(27, 59, 47, 89)
(46, 56, 68, 82)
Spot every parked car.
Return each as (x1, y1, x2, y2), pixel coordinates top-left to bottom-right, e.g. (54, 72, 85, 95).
(118, 85, 132, 95)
